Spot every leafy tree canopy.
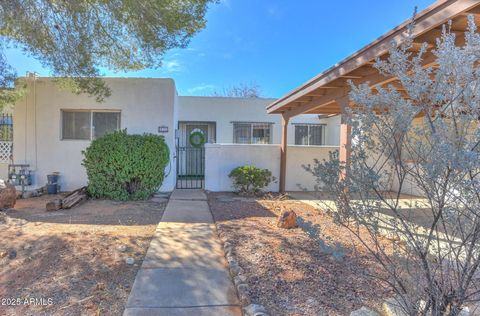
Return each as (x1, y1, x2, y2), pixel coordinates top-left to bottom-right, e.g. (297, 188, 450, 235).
(0, 0, 216, 105)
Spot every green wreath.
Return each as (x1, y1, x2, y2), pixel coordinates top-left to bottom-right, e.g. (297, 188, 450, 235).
(189, 131, 206, 148)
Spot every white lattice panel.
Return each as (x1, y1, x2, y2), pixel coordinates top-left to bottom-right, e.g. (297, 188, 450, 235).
(0, 142, 13, 163)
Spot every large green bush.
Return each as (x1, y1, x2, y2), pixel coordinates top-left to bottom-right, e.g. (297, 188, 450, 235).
(82, 129, 169, 200)
(228, 165, 275, 194)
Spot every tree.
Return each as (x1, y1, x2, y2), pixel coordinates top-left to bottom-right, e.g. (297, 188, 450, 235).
(212, 82, 262, 98)
(307, 16, 480, 315)
(0, 0, 216, 106)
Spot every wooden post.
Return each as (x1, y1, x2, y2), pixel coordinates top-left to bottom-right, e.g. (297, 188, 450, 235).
(336, 96, 352, 180)
(279, 114, 289, 192)
(339, 114, 352, 179)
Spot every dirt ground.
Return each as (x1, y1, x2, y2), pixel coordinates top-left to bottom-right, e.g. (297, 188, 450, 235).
(0, 194, 166, 316)
(209, 192, 392, 316)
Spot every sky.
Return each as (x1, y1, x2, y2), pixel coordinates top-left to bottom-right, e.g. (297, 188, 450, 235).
(5, 0, 435, 98)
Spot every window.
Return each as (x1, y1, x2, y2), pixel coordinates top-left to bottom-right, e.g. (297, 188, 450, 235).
(294, 124, 325, 145)
(61, 110, 120, 140)
(233, 122, 272, 144)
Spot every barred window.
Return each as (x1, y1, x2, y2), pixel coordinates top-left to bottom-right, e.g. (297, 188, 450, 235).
(233, 122, 272, 144)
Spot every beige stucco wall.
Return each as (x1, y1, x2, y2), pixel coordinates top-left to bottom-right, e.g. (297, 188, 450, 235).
(13, 77, 177, 192)
(178, 96, 341, 145)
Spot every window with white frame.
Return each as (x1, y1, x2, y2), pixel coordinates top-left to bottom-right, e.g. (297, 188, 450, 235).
(61, 110, 121, 140)
(233, 122, 272, 144)
(294, 124, 325, 145)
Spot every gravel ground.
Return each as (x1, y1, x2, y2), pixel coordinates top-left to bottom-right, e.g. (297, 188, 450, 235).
(0, 194, 166, 316)
(209, 192, 392, 316)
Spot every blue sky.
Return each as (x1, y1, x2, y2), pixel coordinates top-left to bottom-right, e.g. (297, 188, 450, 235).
(5, 0, 434, 98)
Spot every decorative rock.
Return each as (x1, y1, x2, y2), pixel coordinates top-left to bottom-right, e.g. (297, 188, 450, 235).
(23, 244, 33, 250)
(234, 274, 247, 286)
(118, 245, 128, 252)
(230, 263, 244, 276)
(7, 249, 16, 259)
(226, 254, 236, 264)
(125, 257, 135, 265)
(244, 304, 269, 316)
(237, 283, 250, 305)
(277, 210, 298, 229)
(350, 306, 380, 316)
(0, 182, 16, 209)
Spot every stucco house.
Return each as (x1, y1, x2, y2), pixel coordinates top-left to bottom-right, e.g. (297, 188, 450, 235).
(9, 76, 340, 192)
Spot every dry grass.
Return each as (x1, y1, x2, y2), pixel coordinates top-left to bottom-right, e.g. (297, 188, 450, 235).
(0, 194, 165, 316)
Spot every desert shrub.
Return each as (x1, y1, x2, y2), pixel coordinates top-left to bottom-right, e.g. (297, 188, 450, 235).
(82, 129, 169, 200)
(228, 165, 275, 193)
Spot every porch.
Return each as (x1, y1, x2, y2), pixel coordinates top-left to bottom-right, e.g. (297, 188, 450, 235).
(267, 0, 480, 193)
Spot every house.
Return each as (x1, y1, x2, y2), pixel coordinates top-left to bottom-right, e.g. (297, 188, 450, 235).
(10, 77, 340, 192)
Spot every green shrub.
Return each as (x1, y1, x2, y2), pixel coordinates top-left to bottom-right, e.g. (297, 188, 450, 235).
(82, 129, 169, 200)
(228, 165, 275, 193)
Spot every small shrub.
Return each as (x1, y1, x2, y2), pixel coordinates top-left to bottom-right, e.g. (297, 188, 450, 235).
(82, 129, 169, 200)
(228, 165, 275, 193)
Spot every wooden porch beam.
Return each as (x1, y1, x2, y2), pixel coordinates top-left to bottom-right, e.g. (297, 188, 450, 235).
(279, 114, 289, 193)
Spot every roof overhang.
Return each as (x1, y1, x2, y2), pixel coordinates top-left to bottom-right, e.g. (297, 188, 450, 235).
(267, 0, 480, 117)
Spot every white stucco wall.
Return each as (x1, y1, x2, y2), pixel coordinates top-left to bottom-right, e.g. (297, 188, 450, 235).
(285, 145, 339, 191)
(178, 96, 340, 145)
(13, 77, 177, 192)
(205, 144, 281, 192)
(205, 143, 339, 192)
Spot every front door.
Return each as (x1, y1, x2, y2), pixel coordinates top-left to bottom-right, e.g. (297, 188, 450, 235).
(176, 122, 214, 189)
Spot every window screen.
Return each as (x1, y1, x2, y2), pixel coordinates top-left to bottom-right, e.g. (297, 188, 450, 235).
(309, 125, 323, 145)
(294, 124, 325, 145)
(233, 123, 252, 144)
(294, 125, 308, 145)
(93, 112, 121, 139)
(233, 123, 272, 144)
(62, 110, 120, 140)
(62, 111, 91, 140)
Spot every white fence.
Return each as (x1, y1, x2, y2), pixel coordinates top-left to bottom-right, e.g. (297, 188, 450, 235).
(204, 143, 338, 192)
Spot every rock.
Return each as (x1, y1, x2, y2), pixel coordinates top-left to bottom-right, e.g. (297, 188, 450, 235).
(234, 274, 247, 285)
(23, 244, 33, 250)
(244, 304, 268, 316)
(7, 249, 16, 259)
(230, 263, 244, 276)
(118, 245, 128, 252)
(125, 257, 135, 265)
(237, 283, 250, 305)
(0, 183, 16, 209)
(351, 306, 380, 316)
(277, 210, 298, 229)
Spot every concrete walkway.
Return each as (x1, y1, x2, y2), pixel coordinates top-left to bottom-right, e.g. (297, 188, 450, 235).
(124, 189, 241, 316)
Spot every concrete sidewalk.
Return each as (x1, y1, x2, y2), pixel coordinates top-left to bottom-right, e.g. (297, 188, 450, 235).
(124, 189, 241, 316)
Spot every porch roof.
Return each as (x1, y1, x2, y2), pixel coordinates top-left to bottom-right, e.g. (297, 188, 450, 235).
(267, 0, 480, 117)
